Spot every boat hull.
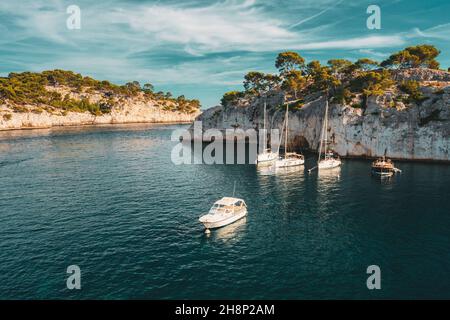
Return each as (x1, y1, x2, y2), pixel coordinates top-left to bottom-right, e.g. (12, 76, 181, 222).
(200, 209, 247, 229)
(318, 159, 341, 170)
(275, 158, 304, 168)
(256, 152, 279, 165)
(371, 169, 394, 177)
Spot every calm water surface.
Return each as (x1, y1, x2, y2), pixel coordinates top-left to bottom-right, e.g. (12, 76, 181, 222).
(0, 124, 449, 299)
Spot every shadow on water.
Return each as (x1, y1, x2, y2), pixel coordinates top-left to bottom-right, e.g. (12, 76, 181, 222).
(202, 217, 248, 245)
(0, 158, 32, 168)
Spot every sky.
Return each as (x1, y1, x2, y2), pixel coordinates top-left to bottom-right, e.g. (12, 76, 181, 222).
(1, 0, 449, 108)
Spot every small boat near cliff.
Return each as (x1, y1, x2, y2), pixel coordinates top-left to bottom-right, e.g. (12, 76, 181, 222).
(371, 156, 401, 177)
(309, 97, 341, 173)
(199, 197, 248, 232)
(275, 104, 304, 168)
(318, 151, 341, 170)
(256, 100, 278, 165)
(257, 149, 278, 164)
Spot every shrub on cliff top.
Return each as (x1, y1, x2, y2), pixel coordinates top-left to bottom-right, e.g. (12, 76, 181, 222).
(275, 52, 305, 75)
(306, 60, 340, 92)
(399, 80, 427, 103)
(355, 58, 380, 71)
(0, 70, 200, 114)
(381, 44, 440, 69)
(350, 70, 394, 98)
(332, 87, 352, 105)
(243, 72, 281, 95)
(221, 91, 244, 106)
(327, 59, 357, 81)
(227, 44, 443, 110)
(281, 70, 306, 99)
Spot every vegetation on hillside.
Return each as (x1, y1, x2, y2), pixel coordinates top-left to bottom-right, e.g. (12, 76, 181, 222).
(0, 70, 200, 115)
(380, 45, 440, 69)
(221, 44, 446, 109)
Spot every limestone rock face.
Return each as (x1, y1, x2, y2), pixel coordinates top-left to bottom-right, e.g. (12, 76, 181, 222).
(194, 75, 450, 162)
(392, 68, 450, 82)
(0, 104, 199, 130)
(0, 87, 200, 130)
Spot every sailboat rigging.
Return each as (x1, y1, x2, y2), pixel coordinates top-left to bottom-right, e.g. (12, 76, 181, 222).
(256, 97, 279, 165)
(275, 104, 304, 168)
(309, 96, 341, 172)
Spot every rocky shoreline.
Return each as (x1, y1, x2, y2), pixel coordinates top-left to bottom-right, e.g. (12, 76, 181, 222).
(193, 68, 450, 162)
(0, 87, 200, 130)
(0, 70, 201, 131)
(0, 106, 199, 131)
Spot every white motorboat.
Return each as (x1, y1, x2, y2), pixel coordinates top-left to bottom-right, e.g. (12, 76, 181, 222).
(256, 99, 278, 165)
(275, 103, 304, 168)
(199, 197, 247, 230)
(371, 156, 401, 177)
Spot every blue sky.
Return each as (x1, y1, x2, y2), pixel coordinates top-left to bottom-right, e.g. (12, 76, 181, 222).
(1, 0, 449, 108)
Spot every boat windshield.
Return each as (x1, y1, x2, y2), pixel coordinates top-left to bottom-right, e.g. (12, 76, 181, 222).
(210, 203, 231, 213)
(210, 201, 243, 214)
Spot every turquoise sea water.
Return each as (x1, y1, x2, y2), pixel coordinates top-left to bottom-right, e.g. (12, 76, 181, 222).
(0, 124, 449, 299)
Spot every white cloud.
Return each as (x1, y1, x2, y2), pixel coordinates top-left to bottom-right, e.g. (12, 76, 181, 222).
(0, 0, 409, 55)
(411, 24, 450, 40)
(113, 0, 296, 53)
(31, 53, 249, 87)
(357, 49, 388, 58)
(290, 35, 405, 50)
(289, 0, 344, 29)
(106, 1, 408, 55)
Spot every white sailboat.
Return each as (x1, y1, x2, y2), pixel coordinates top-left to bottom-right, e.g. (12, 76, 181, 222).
(317, 98, 341, 170)
(275, 104, 304, 168)
(256, 100, 278, 165)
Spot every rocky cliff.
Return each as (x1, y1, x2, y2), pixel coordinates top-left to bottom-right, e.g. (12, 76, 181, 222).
(195, 69, 450, 162)
(0, 71, 200, 130)
(0, 90, 199, 130)
(0, 105, 199, 130)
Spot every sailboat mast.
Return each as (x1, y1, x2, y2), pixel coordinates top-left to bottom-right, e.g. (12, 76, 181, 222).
(277, 112, 286, 155)
(284, 105, 289, 157)
(317, 99, 326, 163)
(263, 99, 267, 151)
(324, 99, 329, 158)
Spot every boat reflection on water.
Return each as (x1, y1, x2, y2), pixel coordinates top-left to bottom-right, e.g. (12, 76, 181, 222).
(256, 164, 277, 176)
(257, 163, 305, 177)
(317, 166, 341, 181)
(316, 166, 341, 196)
(275, 164, 304, 175)
(315, 167, 341, 219)
(376, 173, 398, 189)
(206, 217, 248, 243)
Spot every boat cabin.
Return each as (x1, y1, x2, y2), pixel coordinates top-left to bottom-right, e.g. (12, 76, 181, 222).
(371, 157, 395, 175)
(285, 152, 304, 159)
(209, 197, 247, 215)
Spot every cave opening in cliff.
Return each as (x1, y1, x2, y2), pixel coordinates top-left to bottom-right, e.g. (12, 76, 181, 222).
(291, 135, 310, 151)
